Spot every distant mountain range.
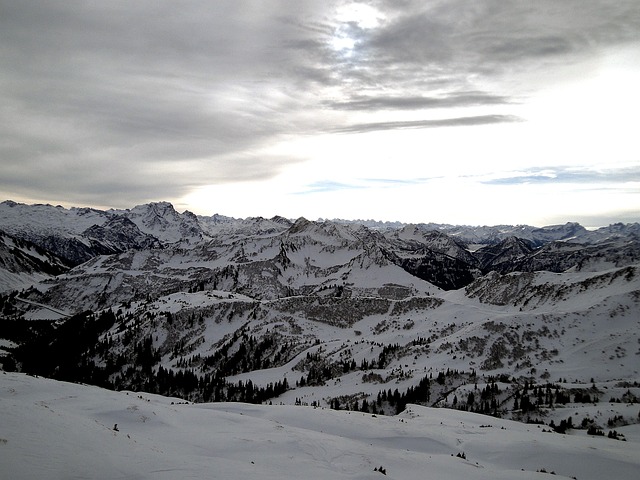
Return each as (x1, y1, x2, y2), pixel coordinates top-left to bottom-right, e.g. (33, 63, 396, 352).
(1, 200, 638, 292)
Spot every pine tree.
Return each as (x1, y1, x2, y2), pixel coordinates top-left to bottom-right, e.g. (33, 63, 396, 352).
(467, 391, 475, 407)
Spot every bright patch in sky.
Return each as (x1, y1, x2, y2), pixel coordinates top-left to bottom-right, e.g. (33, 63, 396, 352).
(329, 4, 383, 56)
(336, 3, 382, 29)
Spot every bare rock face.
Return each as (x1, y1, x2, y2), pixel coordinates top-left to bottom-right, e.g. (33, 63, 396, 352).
(82, 216, 162, 254)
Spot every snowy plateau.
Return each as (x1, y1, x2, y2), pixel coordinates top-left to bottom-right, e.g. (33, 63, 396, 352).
(1, 200, 640, 479)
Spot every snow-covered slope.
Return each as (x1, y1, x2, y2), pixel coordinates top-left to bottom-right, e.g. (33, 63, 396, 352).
(0, 201, 110, 239)
(6, 259, 637, 421)
(2, 372, 639, 480)
(0, 230, 69, 292)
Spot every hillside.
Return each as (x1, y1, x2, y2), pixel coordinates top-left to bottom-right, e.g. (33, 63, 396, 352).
(1, 372, 639, 480)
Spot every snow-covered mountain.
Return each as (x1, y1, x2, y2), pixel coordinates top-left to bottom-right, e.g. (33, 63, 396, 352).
(474, 236, 535, 272)
(0, 201, 113, 265)
(334, 219, 592, 245)
(0, 200, 205, 267)
(111, 201, 206, 245)
(1, 200, 639, 478)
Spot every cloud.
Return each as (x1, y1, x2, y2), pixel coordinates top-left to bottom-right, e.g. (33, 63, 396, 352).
(295, 180, 364, 194)
(0, 151, 305, 210)
(332, 114, 521, 134)
(0, 1, 327, 206)
(1, 0, 639, 221)
(363, 178, 431, 186)
(567, 210, 640, 229)
(483, 166, 640, 186)
(326, 92, 513, 111)
(366, 1, 640, 70)
(296, 177, 442, 195)
(318, 0, 640, 112)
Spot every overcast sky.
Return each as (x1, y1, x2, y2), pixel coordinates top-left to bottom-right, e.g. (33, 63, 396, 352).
(1, 1, 639, 227)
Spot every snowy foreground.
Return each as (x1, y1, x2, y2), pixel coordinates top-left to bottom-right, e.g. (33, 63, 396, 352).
(2, 372, 639, 480)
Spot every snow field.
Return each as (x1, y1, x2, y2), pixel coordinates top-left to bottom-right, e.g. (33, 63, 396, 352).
(2, 372, 639, 480)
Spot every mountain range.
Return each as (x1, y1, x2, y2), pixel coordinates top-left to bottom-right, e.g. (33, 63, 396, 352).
(1, 199, 639, 479)
(2, 200, 638, 293)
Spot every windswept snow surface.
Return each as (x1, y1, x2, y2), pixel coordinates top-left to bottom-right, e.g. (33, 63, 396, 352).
(1, 372, 639, 480)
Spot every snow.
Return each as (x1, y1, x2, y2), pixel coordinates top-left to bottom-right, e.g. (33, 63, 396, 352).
(0, 269, 47, 293)
(62, 256, 637, 408)
(0, 202, 109, 239)
(0, 339, 17, 355)
(2, 201, 640, 478)
(15, 297, 71, 320)
(2, 371, 639, 480)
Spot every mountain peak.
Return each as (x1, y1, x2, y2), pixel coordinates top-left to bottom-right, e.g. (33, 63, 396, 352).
(131, 201, 178, 216)
(121, 202, 203, 244)
(289, 217, 311, 234)
(270, 215, 293, 226)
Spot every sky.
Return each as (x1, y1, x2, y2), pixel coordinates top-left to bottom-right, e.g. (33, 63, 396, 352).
(1, 1, 639, 227)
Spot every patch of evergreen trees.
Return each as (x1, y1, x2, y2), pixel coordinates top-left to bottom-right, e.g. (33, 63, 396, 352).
(5, 308, 291, 404)
(329, 374, 431, 415)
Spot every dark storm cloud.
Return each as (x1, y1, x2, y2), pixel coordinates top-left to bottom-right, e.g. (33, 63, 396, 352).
(1, 0, 640, 208)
